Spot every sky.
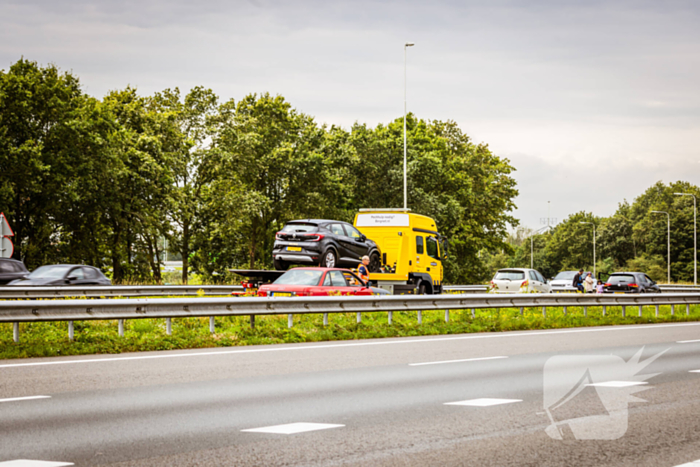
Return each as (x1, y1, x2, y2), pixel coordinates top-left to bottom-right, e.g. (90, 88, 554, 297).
(1, 0, 699, 231)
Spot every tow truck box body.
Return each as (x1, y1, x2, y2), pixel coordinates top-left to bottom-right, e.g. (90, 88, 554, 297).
(353, 209, 444, 294)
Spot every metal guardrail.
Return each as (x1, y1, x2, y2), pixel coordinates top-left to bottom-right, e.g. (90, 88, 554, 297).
(0, 285, 243, 299)
(2, 292, 700, 343)
(0, 282, 697, 299)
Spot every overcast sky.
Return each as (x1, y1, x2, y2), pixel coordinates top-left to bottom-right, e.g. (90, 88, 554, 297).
(2, 0, 699, 230)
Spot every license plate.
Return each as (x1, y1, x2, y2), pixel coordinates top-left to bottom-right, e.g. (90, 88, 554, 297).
(287, 246, 302, 252)
(271, 292, 292, 297)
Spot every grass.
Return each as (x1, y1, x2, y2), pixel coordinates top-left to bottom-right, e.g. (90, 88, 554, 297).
(1, 303, 699, 359)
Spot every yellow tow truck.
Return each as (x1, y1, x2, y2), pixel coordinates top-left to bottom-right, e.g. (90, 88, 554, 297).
(353, 208, 448, 295)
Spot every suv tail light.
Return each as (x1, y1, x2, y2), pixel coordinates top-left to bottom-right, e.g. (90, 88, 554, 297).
(275, 232, 283, 240)
(604, 283, 611, 287)
(628, 283, 638, 288)
(521, 280, 528, 287)
(303, 233, 324, 242)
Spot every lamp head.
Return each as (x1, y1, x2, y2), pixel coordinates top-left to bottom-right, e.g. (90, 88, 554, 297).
(405, 42, 415, 47)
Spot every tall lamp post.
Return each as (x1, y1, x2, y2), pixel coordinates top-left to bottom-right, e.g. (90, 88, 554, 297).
(580, 222, 596, 278)
(651, 210, 671, 284)
(674, 192, 697, 285)
(403, 42, 414, 210)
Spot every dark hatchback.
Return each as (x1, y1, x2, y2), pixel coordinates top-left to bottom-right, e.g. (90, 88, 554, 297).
(8, 264, 111, 286)
(272, 220, 381, 271)
(0, 258, 29, 285)
(603, 272, 660, 294)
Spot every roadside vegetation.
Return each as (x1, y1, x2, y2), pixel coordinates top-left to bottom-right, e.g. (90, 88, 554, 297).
(2, 304, 698, 359)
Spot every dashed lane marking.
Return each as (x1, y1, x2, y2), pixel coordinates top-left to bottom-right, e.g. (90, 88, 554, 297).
(409, 356, 508, 366)
(586, 381, 648, 388)
(0, 396, 51, 403)
(445, 398, 522, 407)
(0, 461, 73, 467)
(677, 339, 700, 343)
(241, 422, 344, 434)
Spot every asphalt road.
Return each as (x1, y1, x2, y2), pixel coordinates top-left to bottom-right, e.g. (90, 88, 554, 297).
(3, 323, 700, 466)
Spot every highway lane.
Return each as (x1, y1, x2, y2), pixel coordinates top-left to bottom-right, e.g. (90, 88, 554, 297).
(2, 323, 700, 466)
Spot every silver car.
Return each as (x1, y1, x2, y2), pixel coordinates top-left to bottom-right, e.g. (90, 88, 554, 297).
(489, 268, 551, 293)
(550, 270, 591, 293)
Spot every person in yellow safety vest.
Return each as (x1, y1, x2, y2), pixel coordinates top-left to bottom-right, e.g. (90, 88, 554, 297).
(357, 255, 370, 283)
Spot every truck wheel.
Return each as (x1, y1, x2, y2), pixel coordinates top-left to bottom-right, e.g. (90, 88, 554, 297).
(273, 258, 289, 271)
(369, 252, 381, 272)
(418, 281, 430, 295)
(320, 249, 337, 268)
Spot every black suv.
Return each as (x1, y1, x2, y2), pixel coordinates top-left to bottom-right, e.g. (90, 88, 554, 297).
(603, 272, 661, 293)
(272, 220, 381, 271)
(0, 258, 29, 285)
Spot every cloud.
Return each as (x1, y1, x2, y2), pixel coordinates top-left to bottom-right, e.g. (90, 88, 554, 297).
(1, 0, 699, 229)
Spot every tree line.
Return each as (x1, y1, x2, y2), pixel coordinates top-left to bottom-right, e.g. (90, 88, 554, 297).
(0, 59, 519, 284)
(487, 181, 700, 283)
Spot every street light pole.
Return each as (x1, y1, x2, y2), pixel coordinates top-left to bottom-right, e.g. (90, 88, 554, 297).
(674, 192, 697, 285)
(530, 236, 533, 269)
(580, 222, 596, 278)
(403, 42, 414, 210)
(651, 210, 670, 283)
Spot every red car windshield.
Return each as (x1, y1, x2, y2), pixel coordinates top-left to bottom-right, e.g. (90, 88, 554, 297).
(273, 270, 323, 286)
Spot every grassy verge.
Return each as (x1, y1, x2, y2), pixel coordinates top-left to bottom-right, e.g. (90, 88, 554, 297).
(1, 303, 700, 359)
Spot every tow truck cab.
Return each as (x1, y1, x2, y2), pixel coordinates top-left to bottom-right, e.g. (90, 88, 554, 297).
(353, 209, 447, 295)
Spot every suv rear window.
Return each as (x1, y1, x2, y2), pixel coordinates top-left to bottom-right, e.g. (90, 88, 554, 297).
(494, 270, 525, 280)
(607, 274, 636, 284)
(282, 224, 318, 233)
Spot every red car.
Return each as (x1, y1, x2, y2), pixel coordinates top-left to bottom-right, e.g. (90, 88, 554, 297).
(257, 267, 384, 297)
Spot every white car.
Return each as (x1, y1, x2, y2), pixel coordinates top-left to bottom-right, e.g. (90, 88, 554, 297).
(489, 268, 551, 294)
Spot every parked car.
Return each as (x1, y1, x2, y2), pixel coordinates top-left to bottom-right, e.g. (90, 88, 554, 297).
(8, 264, 111, 286)
(272, 220, 381, 271)
(0, 258, 29, 285)
(603, 272, 660, 294)
(550, 270, 592, 293)
(257, 267, 389, 296)
(490, 268, 551, 293)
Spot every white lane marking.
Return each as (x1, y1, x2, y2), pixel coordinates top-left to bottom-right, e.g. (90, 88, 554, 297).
(586, 381, 648, 388)
(0, 461, 74, 467)
(677, 339, 700, 343)
(242, 422, 344, 434)
(445, 398, 522, 407)
(2, 321, 700, 369)
(672, 460, 700, 467)
(409, 356, 508, 366)
(689, 370, 700, 373)
(0, 395, 51, 403)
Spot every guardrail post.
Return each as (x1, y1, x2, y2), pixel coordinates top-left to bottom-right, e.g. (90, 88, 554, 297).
(118, 319, 125, 337)
(542, 307, 546, 318)
(563, 306, 567, 316)
(519, 307, 524, 316)
(13, 322, 18, 343)
(323, 313, 328, 326)
(583, 306, 587, 317)
(288, 314, 293, 328)
(471, 308, 475, 319)
(639, 305, 643, 317)
(166, 317, 172, 335)
(388, 311, 393, 324)
(603, 306, 606, 316)
(671, 304, 675, 316)
(417, 310, 422, 324)
(445, 310, 449, 323)
(655, 305, 659, 317)
(209, 316, 215, 334)
(622, 306, 626, 317)
(357, 312, 362, 324)
(250, 315, 255, 329)
(68, 321, 74, 341)
(687, 304, 691, 316)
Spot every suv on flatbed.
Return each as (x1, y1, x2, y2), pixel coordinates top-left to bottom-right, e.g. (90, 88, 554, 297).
(272, 220, 381, 271)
